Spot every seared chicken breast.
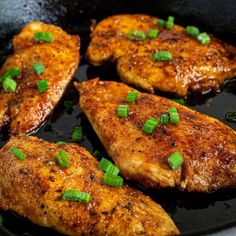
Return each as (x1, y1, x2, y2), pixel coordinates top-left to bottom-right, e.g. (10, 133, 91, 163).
(76, 79, 236, 192)
(0, 22, 80, 134)
(87, 14, 236, 96)
(0, 136, 179, 236)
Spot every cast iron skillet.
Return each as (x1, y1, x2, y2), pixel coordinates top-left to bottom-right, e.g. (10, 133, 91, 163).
(0, 0, 236, 235)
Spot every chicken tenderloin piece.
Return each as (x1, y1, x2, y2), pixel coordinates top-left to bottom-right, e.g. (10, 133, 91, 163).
(76, 79, 236, 192)
(0, 22, 80, 134)
(0, 136, 179, 236)
(87, 14, 236, 96)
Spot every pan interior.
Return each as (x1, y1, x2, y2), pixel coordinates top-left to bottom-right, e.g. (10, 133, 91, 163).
(0, 16, 235, 236)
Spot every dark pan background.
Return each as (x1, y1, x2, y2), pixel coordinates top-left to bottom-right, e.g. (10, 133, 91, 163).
(0, 0, 236, 235)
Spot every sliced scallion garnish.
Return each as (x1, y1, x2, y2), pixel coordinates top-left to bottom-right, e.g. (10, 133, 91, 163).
(99, 157, 120, 175)
(117, 104, 129, 118)
(225, 112, 236, 122)
(169, 107, 177, 113)
(71, 126, 83, 142)
(173, 98, 186, 106)
(3, 76, 17, 92)
(147, 28, 159, 38)
(169, 107, 180, 124)
(165, 16, 174, 29)
(63, 190, 90, 202)
(168, 151, 183, 170)
(4, 67, 21, 78)
(64, 100, 74, 111)
(160, 114, 169, 125)
(103, 173, 123, 187)
(56, 150, 70, 168)
(10, 147, 26, 160)
(127, 29, 146, 41)
(33, 62, 45, 75)
(56, 141, 67, 145)
(126, 91, 138, 102)
(170, 112, 179, 124)
(34, 32, 54, 43)
(37, 79, 48, 93)
(186, 26, 200, 37)
(152, 51, 173, 61)
(157, 19, 165, 27)
(93, 150, 102, 158)
(142, 117, 160, 134)
(197, 32, 211, 45)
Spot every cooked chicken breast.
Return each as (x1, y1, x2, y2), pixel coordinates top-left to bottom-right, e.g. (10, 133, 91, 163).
(87, 14, 236, 96)
(0, 136, 179, 236)
(76, 79, 236, 192)
(0, 22, 80, 134)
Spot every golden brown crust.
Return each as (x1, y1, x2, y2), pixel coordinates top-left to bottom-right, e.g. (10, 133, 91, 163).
(0, 22, 80, 134)
(87, 14, 236, 96)
(76, 79, 236, 192)
(0, 135, 179, 235)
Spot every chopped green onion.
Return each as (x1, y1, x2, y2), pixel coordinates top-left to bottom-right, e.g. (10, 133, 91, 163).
(0, 214, 3, 225)
(161, 114, 169, 125)
(3, 77, 17, 92)
(99, 157, 120, 175)
(147, 28, 159, 38)
(186, 26, 200, 37)
(169, 107, 177, 113)
(173, 98, 186, 106)
(37, 79, 48, 93)
(225, 112, 236, 122)
(34, 32, 54, 43)
(165, 16, 174, 29)
(10, 147, 26, 160)
(5, 67, 21, 78)
(56, 150, 70, 168)
(64, 100, 74, 111)
(99, 157, 111, 171)
(168, 151, 183, 170)
(33, 62, 45, 75)
(56, 141, 67, 145)
(167, 16, 175, 24)
(0, 68, 21, 84)
(103, 173, 123, 187)
(117, 104, 129, 118)
(127, 29, 146, 41)
(165, 22, 174, 29)
(142, 117, 160, 134)
(126, 91, 138, 102)
(197, 32, 211, 45)
(152, 51, 173, 61)
(63, 190, 90, 202)
(157, 19, 165, 27)
(169, 107, 180, 124)
(72, 126, 83, 142)
(170, 112, 179, 124)
(93, 150, 102, 158)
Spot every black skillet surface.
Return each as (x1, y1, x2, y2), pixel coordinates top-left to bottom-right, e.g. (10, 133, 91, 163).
(0, 0, 236, 235)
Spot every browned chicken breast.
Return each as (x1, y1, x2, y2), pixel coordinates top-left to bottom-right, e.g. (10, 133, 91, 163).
(0, 136, 179, 236)
(76, 79, 236, 192)
(87, 14, 236, 96)
(0, 22, 80, 134)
